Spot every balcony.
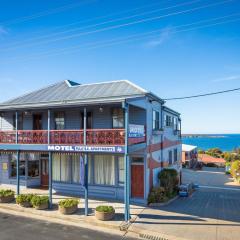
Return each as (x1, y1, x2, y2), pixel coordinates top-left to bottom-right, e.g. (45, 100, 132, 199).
(0, 129, 125, 146)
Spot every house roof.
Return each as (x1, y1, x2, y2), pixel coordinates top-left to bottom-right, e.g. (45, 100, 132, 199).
(0, 80, 165, 110)
(182, 144, 197, 152)
(198, 154, 226, 164)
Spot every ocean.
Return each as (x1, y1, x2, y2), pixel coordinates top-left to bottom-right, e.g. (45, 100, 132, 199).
(182, 134, 240, 152)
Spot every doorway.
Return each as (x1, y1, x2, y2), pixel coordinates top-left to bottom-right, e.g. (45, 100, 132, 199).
(33, 114, 42, 130)
(131, 157, 144, 198)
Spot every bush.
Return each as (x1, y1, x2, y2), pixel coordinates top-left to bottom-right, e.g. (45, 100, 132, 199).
(31, 195, 49, 207)
(158, 169, 179, 196)
(0, 189, 15, 197)
(16, 194, 34, 205)
(58, 198, 79, 208)
(148, 187, 168, 204)
(230, 160, 240, 180)
(96, 206, 115, 213)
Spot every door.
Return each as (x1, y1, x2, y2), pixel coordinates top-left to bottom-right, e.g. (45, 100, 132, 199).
(131, 164, 144, 198)
(33, 114, 42, 130)
(41, 159, 49, 187)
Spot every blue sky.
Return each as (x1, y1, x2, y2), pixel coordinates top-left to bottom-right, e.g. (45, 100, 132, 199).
(0, 0, 240, 134)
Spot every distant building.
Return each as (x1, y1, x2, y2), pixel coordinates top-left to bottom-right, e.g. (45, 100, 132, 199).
(198, 154, 226, 167)
(182, 144, 198, 168)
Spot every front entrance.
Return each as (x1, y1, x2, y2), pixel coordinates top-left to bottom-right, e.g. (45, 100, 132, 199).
(131, 157, 144, 198)
(41, 158, 49, 187)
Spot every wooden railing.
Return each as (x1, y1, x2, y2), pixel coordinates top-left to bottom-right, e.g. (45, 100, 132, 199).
(0, 129, 125, 146)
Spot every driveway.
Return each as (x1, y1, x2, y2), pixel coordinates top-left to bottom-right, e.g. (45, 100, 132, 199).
(182, 167, 239, 189)
(129, 167, 240, 240)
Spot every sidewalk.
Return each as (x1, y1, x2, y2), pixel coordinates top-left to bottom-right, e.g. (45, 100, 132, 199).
(0, 184, 144, 237)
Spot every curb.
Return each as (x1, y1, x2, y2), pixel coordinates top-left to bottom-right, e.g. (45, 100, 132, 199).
(148, 195, 179, 207)
(0, 203, 124, 232)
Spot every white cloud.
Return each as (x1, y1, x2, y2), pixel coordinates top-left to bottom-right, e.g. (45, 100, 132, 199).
(212, 75, 240, 83)
(145, 27, 173, 48)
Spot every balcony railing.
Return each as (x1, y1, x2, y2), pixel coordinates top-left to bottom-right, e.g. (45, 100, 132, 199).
(0, 129, 125, 146)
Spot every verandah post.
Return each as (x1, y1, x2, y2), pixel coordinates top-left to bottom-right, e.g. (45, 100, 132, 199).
(123, 101, 130, 222)
(48, 109, 53, 208)
(84, 107, 88, 216)
(16, 150, 20, 195)
(15, 111, 20, 195)
(49, 152, 52, 208)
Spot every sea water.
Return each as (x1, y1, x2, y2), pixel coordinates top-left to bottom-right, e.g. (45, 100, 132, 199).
(182, 134, 240, 152)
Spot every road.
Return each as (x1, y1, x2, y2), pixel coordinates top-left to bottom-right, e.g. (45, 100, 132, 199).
(0, 212, 137, 240)
(129, 167, 240, 240)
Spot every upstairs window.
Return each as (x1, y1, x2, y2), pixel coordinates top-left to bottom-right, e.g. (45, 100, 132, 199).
(13, 113, 23, 130)
(173, 117, 178, 130)
(153, 110, 160, 130)
(112, 108, 124, 128)
(54, 112, 65, 130)
(165, 115, 172, 127)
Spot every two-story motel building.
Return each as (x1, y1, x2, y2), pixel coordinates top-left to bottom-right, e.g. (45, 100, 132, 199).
(0, 80, 181, 210)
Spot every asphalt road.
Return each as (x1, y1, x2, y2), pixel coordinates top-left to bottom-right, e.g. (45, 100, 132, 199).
(0, 212, 137, 240)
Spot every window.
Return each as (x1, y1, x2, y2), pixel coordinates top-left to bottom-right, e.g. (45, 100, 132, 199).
(52, 154, 92, 184)
(168, 150, 173, 165)
(10, 153, 26, 177)
(173, 117, 178, 130)
(118, 157, 124, 186)
(94, 155, 115, 185)
(165, 115, 172, 127)
(152, 110, 160, 130)
(112, 108, 124, 128)
(28, 153, 40, 178)
(13, 113, 23, 130)
(174, 149, 178, 163)
(72, 155, 80, 183)
(54, 112, 65, 130)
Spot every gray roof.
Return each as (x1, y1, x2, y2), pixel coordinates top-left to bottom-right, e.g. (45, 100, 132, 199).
(0, 80, 164, 110)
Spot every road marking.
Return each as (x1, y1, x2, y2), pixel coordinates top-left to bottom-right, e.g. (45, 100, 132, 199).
(199, 185, 240, 191)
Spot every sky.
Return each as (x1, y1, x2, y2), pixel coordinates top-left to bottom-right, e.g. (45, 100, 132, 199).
(0, 0, 240, 134)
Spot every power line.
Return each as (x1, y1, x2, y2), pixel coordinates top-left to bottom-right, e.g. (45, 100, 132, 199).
(1, 0, 233, 52)
(164, 87, 240, 100)
(0, 0, 95, 26)
(1, 0, 200, 50)
(4, 13, 240, 63)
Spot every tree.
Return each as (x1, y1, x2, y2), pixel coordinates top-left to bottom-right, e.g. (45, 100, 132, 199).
(230, 160, 240, 180)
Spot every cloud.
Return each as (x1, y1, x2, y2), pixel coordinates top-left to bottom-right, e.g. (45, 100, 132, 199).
(212, 75, 240, 83)
(145, 27, 173, 48)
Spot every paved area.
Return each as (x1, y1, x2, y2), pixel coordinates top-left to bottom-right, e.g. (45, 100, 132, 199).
(0, 184, 144, 230)
(0, 211, 137, 240)
(129, 167, 240, 240)
(182, 167, 239, 189)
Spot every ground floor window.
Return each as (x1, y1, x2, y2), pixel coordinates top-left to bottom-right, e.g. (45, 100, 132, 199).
(9, 153, 40, 178)
(118, 156, 124, 186)
(94, 155, 115, 185)
(52, 153, 123, 186)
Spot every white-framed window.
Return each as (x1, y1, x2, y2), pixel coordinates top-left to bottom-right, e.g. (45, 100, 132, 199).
(165, 114, 172, 127)
(112, 108, 124, 128)
(54, 112, 65, 130)
(173, 117, 178, 130)
(168, 150, 173, 165)
(153, 110, 160, 130)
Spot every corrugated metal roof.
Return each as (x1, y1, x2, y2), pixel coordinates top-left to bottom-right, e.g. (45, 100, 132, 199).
(0, 80, 151, 109)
